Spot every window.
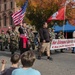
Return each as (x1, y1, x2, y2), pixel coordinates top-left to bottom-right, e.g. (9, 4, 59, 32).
(0, 0, 1, 11)
(4, 0, 6, 2)
(11, 2, 13, 9)
(0, 0, 1, 3)
(4, 15, 6, 26)
(0, 16, 1, 27)
(3, 13, 7, 26)
(9, 15, 13, 26)
(0, 5, 1, 11)
(4, 4, 6, 10)
(9, 12, 13, 26)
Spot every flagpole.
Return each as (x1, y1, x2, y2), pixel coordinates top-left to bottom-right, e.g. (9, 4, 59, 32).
(63, 3, 66, 38)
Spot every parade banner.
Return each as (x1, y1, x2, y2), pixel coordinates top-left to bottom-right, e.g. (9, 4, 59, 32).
(50, 39, 75, 50)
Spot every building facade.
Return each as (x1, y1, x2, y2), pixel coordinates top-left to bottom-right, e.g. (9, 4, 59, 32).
(0, 0, 16, 33)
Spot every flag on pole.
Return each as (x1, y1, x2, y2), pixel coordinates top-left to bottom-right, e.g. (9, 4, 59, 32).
(47, 7, 65, 23)
(12, 0, 28, 25)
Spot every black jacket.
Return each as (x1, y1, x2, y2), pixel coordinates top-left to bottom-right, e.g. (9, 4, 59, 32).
(39, 28, 50, 42)
(18, 26, 24, 34)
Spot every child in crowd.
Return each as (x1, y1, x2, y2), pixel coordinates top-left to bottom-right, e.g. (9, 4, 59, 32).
(12, 51, 41, 75)
(0, 54, 20, 75)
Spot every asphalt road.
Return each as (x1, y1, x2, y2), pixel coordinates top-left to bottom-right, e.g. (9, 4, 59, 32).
(0, 50, 75, 75)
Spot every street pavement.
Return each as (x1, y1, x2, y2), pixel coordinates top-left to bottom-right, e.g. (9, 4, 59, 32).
(0, 50, 75, 75)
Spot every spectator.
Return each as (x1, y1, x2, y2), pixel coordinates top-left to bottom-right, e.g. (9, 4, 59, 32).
(12, 51, 41, 75)
(0, 54, 20, 75)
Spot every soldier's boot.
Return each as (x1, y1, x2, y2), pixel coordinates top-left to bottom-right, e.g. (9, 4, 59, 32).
(38, 51, 42, 60)
(38, 54, 41, 59)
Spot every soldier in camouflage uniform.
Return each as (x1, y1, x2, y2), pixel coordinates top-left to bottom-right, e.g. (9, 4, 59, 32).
(0, 30, 6, 51)
(50, 29, 56, 41)
(28, 28, 35, 50)
(58, 31, 64, 39)
(49, 29, 56, 52)
(9, 26, 19, 54)
(58, 31, 64, 52)
(7, 27, 12, 35)
(5, 31, 11, 50)
(5, 27, 12, 50)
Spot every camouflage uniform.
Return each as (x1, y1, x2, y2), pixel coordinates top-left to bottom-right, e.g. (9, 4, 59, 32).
(10, 31, 19, 54)
(49, 29, 56, 52)
(50, 32, 55, 40)
(0, 33, 6, 51)
(58, 33, 64, 39)
(29, 32, 34, 43)
(5, 32, 10, 49)
(28, 30, 35, 50)
(58, 31, 64, 52)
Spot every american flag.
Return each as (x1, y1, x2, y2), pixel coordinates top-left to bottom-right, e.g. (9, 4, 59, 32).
(12, 0, 28, 25)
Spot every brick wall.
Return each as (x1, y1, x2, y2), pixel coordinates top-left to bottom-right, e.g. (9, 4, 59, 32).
(0, 0, 16, 33)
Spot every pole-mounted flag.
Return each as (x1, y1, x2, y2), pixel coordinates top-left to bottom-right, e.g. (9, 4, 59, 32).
(47, 7, 65, 23)
(12, 0, 28, 25)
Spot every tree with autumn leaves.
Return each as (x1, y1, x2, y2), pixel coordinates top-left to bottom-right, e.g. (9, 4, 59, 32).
(15, 0, 75, 29)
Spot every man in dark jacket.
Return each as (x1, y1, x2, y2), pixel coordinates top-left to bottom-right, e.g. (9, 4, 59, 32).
(38, 22, 53, 60)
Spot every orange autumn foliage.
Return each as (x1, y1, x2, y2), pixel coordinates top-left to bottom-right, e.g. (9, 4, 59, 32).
(15, 0, 75, 25)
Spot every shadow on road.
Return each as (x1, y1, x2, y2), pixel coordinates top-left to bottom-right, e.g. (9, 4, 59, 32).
(0, 51, 11, 57)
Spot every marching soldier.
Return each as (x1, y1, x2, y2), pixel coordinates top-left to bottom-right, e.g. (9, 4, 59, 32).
(58, 31, 64, 52)
(58, 31, 64, 39)
(5, 27, 12, 50)
(5, 31, 10, 50)
(7, 27, 12, 35)
(49, 29, 56, 52)
(0, 30, 6, 51)
(50, 29, 56, 40)
(28, 28, 35, 50)
(9, 26, 19, 54)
